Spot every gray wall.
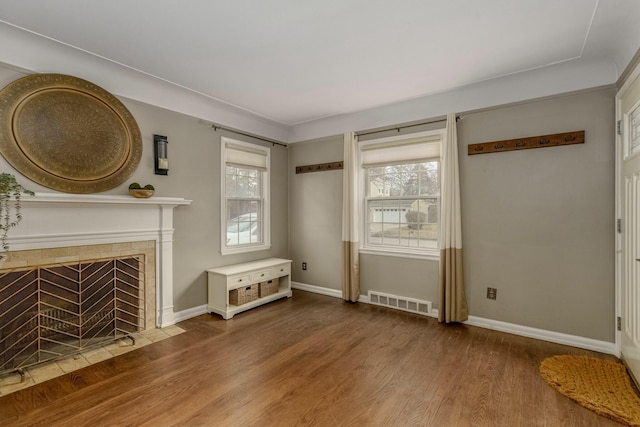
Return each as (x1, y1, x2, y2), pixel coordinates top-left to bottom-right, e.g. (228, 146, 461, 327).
(459, 88, 615, 342)
(0, 64, 289, 313)
(289, 136, 343, 289)
(289, 87, 615, 342)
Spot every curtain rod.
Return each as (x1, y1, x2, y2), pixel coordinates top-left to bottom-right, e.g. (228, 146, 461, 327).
(201, 121, 288, 148)
(355, 115, 459, 138)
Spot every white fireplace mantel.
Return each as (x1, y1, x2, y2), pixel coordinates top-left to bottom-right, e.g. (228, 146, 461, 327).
(6, 192, 192, 327)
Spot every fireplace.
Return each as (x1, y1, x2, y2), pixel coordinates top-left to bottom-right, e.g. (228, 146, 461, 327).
(0, 193, 190, 375)
(0, 252, 148, 374)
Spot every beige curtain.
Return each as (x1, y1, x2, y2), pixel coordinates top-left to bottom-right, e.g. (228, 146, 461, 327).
(438, 113, 468, 323)
(342, 131, 360, 302)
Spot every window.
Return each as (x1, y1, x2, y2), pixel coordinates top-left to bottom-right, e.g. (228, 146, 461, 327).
(360, 130, 443, 258)
(221, 137, 270, 254)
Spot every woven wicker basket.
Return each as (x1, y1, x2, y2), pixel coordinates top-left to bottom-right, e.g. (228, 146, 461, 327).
(229, 284, 259, 306)
(259, 278, 279, 297)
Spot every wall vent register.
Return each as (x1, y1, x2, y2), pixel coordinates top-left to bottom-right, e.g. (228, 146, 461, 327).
(368, 291, 432, 316)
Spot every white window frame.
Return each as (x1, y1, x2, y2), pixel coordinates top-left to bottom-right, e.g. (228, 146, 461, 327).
(359, 129, 444, 260)
(220, 137, 271, 255)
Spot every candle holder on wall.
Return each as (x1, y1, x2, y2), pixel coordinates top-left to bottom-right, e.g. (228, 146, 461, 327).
(154, 134, 169, 175)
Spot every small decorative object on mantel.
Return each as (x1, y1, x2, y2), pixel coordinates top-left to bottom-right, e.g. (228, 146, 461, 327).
(128, 183, 155, 198)
(0, 173, 34, 256)
(467, 130, 585, 156)
(295, 161, 343, 174)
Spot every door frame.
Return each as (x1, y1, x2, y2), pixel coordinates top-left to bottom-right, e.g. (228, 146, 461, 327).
(615, 61, 640, 357)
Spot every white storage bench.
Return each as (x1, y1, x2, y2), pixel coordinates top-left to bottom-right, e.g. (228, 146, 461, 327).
(206, 258, 292, 319)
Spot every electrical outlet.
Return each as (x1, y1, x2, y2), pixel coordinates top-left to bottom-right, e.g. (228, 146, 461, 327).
(486, 287, 497, 300)
(302, 262, 307, 271)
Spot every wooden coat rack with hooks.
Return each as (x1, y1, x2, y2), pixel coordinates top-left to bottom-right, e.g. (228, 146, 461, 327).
(295, 161, 343, 174)
(467, 130, 584, 156)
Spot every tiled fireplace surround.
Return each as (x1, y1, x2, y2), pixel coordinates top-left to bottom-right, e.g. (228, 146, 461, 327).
(1, 193, 191, 329)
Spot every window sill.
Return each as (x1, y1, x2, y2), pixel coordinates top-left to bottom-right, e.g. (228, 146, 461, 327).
(221, 243, 271, 256)
(359, 247, 439, 261)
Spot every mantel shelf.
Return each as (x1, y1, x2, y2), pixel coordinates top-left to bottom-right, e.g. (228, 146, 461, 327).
(17, 192, 192, 206)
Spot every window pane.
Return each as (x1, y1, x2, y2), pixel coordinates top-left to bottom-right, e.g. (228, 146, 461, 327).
(250, 220, 262, 244)
(228, 166, 261, 198)
(366, 197, 439, 249)
(248, 173, 261, 198)
(382, 200, 401, 246)
(226, 200, 262, 246)
(225, 166, 237, 197)
(368, 172, 385, 197)
(367, 163, 439, 198)
(419, 162, 439, 196)
(237, 176, 251, 197)
(384, 167, 400, 197)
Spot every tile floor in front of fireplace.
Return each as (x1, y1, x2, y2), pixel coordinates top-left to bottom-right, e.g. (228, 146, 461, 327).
(0, 325, 185, 396)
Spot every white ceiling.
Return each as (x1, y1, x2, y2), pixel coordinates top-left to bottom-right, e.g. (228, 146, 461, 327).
(0, 0, 639, 139)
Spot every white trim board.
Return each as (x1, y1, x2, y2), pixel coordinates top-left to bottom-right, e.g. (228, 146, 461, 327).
(292, 283, 617, 356)
(463, 315, 617, 356)
(291, 281, 369, 303)
(291, 282, 342, 299)
(172, 304, 209, 325)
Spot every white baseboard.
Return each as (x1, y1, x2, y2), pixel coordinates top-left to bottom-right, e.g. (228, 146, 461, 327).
(290, 283, 618, 356)
(172, 304, 208, 324)
(463, 315, 618, 356)
(291, 281, 342, 298)
(291, 281, 369, 303)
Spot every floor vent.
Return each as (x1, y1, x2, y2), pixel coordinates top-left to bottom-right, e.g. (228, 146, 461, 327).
(368, 291, 432, 316)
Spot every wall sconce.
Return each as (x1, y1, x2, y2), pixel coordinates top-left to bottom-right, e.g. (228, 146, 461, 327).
(154, 134, 169, 175)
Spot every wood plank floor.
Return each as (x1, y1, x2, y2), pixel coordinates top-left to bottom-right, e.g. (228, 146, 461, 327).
(0, 290, 624, 426)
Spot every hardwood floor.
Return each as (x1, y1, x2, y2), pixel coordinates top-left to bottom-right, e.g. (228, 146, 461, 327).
(0, 290, 624, 426)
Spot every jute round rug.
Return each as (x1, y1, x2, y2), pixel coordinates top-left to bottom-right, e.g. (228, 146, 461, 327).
(540, 355, 640, 426)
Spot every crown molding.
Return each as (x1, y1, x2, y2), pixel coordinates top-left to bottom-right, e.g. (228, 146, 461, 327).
(0, 22, 618, 145)
(0, 22, 290, 143)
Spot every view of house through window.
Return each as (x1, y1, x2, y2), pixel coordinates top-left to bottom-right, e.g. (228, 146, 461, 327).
(361, 130, 443, 257)
(366, 162, 439, 249)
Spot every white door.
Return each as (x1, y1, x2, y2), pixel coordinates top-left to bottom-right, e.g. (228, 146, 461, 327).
(620, 70, 640, 381)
